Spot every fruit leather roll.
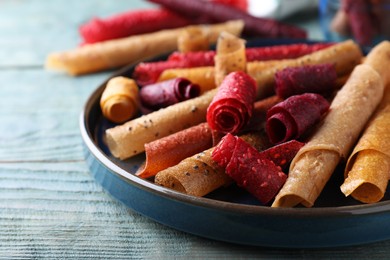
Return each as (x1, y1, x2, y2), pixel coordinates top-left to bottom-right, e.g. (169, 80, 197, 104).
(45, 20, 244, 76)
(266, 93, 330, 144)
(100, 76, 139, 123)
(341, 86, 390, 203)
(272, 64, 385, 208)
(158, 66, 216, 93)
(213, 32, 246, 86)
(207, 71, 256, 134)
(137, 123, 214, 179)
(105, 89, 217, 160)
(139, 77, 200, 112)
(154, 131, 271, 197)
(177, 26, 209, 53)
(212, 134, 304, 204)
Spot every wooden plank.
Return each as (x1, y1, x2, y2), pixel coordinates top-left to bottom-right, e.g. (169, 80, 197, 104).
(0, 0, 153, 67)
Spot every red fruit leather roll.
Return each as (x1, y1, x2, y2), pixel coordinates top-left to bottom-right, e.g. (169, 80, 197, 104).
(212, 133, 288, 204)
(258, 140, 304, 169)
(133, 60, 188, 87)
(140, 77, 200, 112)
(148, 0, 307, 38)
(207, 71, 256, 134)
(343, 0, 376, 46)
(137, 122, 213, 179)
(79, 8, 191, 44)
(266, 93, 330, 144)
(274, 64, 338, 99)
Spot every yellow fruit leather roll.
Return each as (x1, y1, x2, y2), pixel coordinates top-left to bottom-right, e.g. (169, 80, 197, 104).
(45, 20, 244, 76)
(158, 66, 216, 93)
(213, 31, 246, 86)
(341, 86, 390, 203)
(100, 76, 139, 123)
(105, 89, 217, 160)
(272, 64, 385, 208)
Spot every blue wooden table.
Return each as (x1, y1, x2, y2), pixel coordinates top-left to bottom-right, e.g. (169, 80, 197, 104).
(1, 0, 389, 258)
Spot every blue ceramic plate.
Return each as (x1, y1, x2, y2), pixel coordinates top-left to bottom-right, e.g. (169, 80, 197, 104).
(80, 39, 390, 248)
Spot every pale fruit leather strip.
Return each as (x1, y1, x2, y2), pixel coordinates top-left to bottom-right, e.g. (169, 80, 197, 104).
(177, 26, 210, 53)
(266, 93, 330, 144)
(274, 64, 337, 99)
(45, 20, 244, 76)
(212, 134, 303, 204)
(100, 76, 139, 123)
(134, 42, 332, 86)
(207, 71, 256, 134)
(213, 31, 247, 86)
(139, 77, 200, 112)
(137, 95, 280, 179)
(154, 130, 271, 197)
(341, 85, 390, 203)
(272, 62, 385, 207)
(105, 89, 217, 160)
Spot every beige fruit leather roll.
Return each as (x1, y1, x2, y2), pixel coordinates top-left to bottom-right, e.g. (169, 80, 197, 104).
(272, 63, 385, 208)
(159, 40, 362, 99)
(100, 76, 139, 123)
(45, 20, 244, 76)
(213, 31, 246, 86)
(105, 89, 217, 160)
(154, 131, 270, 196)
(341, 85, 390, 203)
(177, 26, 209, 53)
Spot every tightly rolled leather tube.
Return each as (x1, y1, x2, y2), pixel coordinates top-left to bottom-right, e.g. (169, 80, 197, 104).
(100, 76, 139, 123)
(341, 85, 390, 203)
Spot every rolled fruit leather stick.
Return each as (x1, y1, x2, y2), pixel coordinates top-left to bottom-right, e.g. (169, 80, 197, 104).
(272, 41, 390, 208)
(341, 85, 390, 203)
(213, 31, 246, 86)
(105, 89, 217, 160)
(45, 20, 244, 75)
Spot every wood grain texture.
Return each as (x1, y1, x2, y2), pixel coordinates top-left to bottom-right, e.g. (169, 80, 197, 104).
(1, 0, 390, 259)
